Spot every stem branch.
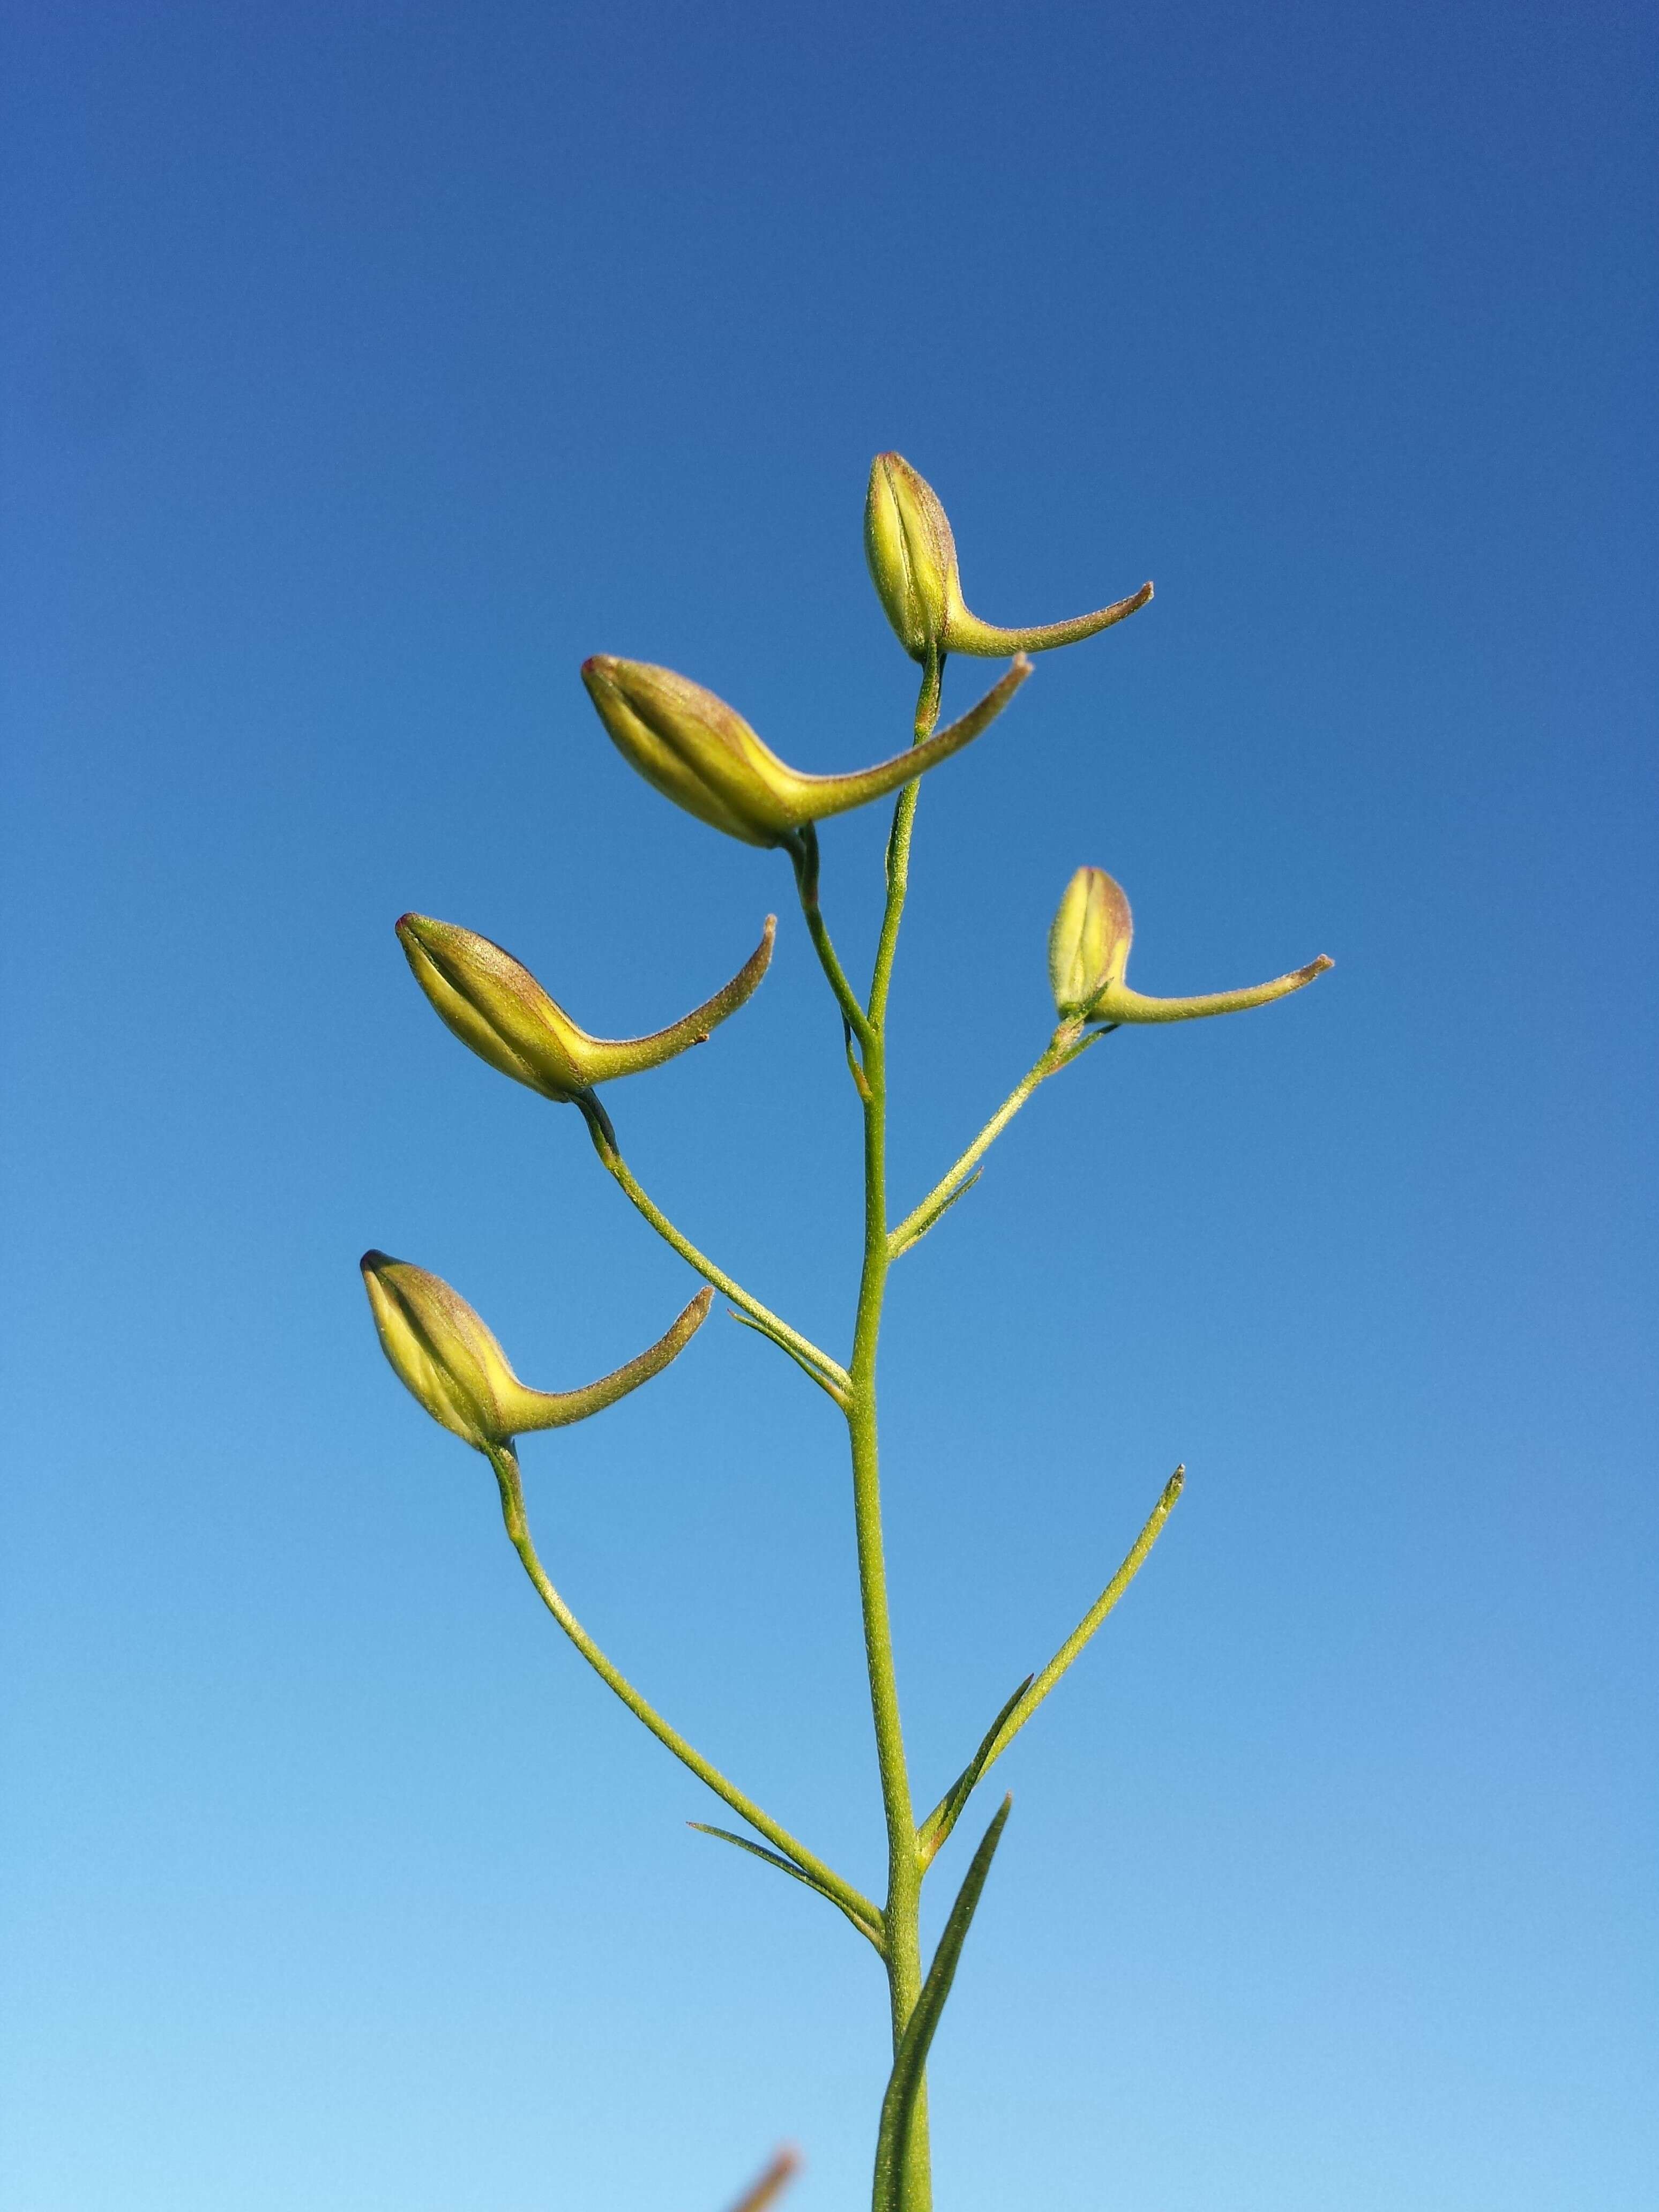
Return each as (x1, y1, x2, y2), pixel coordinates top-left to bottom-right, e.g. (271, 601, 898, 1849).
(490, 1447, 882, 1943)
(888, 1024, 1117, 1258)
(790, 827, 876, 1052)
(577, 1098, 850, 1407)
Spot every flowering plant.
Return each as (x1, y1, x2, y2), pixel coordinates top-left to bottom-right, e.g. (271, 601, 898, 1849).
(362, 454, 1329, 2209)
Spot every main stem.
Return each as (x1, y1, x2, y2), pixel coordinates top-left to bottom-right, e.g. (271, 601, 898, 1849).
(850, 1000, 921, 2031)
(848, 659, 939, 2212)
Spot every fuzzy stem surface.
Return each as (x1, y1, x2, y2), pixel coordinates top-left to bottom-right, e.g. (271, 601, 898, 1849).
(889, 1025, 1117, 1258)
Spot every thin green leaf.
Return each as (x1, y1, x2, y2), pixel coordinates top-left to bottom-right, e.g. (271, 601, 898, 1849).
(690, 1824, 885, 1951)
(888, 1168, 983, 1260)
(842, 1019, 873, 1103)
(915, 1675, 1033, 1870)
(724, 1307, 850, 1405)
(872, 1798, 1013, 2212)
(1054, 1019, 1119, 1070)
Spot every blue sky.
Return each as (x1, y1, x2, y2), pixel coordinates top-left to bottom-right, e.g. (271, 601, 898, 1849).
(2, 4, 1654, 2208)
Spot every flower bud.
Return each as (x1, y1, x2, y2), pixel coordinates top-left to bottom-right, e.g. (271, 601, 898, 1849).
(1048, 865, 1333, 1026)
(1048, 865, 1133, 1019)
(865, 452, 1153, 664)
(864, 452, 957, 662)
(581, 653, 1032, 848)
(397, 912, 775, 1102)
(361, 1250, 712, 1455)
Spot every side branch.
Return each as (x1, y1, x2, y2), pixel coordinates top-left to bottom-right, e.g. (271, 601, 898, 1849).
(915, 1467, 1184, 1867)
(866, 645, 943, 1034)
(577, 1097, 850, 1407)
(888, 1026, 1116, 1260)
(490, 1449, 881, 1939)
(789, 827, 876, 1052)
(982, 1464, 1184, 1768)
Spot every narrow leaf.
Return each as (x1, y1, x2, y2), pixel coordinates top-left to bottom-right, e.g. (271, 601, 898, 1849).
(724, 1307, 849, 1403)
(889, 1169, 983, 1260)
(916, 1675, 1033, 1869)
(872, 1798, 1013, 2212)
(690, 1824, 885, 1950)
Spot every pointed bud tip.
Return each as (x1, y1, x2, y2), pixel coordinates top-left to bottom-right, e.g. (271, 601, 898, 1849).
(690, 1286, 716, 1318)
(360, 1248, 392, 1274)
(580, 655, 627, 703)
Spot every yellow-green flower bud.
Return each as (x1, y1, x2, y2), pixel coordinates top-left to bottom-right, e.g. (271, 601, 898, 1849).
(865, 452, 1153, 664)
(361, 1250, 712, 1455)
(864, 451, 957, 662)
(1048, 865, 1333, 1025)
(581, 653, 1031, 848)
(396, 911, 775, 1102)
(1048, 865, 1133, 1018)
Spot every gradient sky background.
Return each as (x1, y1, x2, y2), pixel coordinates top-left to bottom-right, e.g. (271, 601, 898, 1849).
(2, 5, 1654, 2209)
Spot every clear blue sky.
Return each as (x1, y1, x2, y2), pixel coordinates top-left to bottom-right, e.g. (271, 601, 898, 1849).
(2, 5, 1653, 2208)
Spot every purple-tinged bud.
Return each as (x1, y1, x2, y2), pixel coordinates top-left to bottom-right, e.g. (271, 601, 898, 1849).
(865, 452, 1152, 664)
(582, 653, 1032, 848)
(1049, 866, 1332, 1026)
(396, 912, 774, 1101)
(361, 1250, 712, 1455)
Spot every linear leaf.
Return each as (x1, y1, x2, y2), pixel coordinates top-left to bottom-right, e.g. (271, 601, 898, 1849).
(690, 1824, 885, 1950)
(888, 1168, 983, 1260)
(916, 1675, 1033, 1869)
(872, 1798, 1013, 2212)
(724, 1306, 849, 1402)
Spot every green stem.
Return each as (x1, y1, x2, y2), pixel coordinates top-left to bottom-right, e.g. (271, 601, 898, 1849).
(914, 1466, 1184, 1868)
(790, 826, 877, 1053)
(577, 1099, 850, 1407)
(845, 653, 945, 2212)
(847, 1027, 930, 2207)
(489, 1446, 883, 1944)
(969, 1464, 1185, 1781)
(888, 1024, 1117, 1259)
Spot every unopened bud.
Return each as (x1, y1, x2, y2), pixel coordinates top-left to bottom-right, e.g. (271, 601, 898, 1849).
(397, 912, 775, 1102)
(865, 452, 1153, 664)
(864, 452, 957, 662)
(361, 1250, 712, 1455)
(1048, 866, 1333, 1026)
(1048, 865, 1133, 1019)
(582, 654, 1032, 848)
